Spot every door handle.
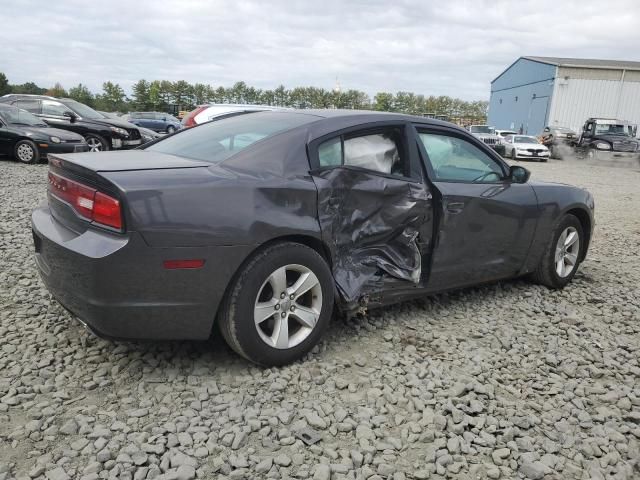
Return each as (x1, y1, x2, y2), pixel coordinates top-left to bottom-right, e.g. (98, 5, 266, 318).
(446, 202, 465, 214)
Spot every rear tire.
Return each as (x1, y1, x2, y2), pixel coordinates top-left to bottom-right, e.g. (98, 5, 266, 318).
(167, 125, 176, 134)
(530, 214, 583, 289)
(14, 140, 39, 164)
(218, 242, 335, 366)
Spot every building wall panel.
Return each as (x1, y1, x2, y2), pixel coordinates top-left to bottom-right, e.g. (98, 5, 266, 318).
(548, 77, 640, 131)
(488, 58, 555, 134)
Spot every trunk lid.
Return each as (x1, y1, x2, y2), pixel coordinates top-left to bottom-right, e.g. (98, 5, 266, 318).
(50, 150, 210, 172)
(46, 151, 210, 235)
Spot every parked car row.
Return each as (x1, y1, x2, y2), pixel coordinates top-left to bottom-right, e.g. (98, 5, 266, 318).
(0, 104, 89, 163)
(0, 94, 288, 163)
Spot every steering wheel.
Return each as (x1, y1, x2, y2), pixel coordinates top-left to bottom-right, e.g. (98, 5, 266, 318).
(472, 171, 501, 183)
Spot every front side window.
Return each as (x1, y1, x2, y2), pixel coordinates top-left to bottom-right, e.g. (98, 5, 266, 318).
(42, 100, 68, 116)
(146, 111, 318, 164)
(316, 127, 408, 177)
(418, 132, 504, 183)
(63, 100, 104, 120)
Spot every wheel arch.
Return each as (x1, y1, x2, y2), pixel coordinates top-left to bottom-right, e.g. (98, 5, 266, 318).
(208, 234, 334, 337)
(565, 207, 592, 261)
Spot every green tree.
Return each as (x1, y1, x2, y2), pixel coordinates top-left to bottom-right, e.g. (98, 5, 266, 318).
(0, 73, 10, 96)
(171, 80, 194, 109)
(131, 79, 150, 110)
(11, 82, 47, 94)
(95, 82, 127, 112)
(373, 92, 394, 111)
(68, 83, 94, 107)
(46, 82, 68, 98)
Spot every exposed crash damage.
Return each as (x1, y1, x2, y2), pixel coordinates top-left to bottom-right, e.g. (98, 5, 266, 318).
(313, 167, 431, 303)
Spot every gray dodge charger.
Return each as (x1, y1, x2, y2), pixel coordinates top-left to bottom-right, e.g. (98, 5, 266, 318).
(32, 110, 595, 366)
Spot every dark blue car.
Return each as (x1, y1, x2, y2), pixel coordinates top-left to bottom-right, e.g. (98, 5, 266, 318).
(125, 112, 181, 134)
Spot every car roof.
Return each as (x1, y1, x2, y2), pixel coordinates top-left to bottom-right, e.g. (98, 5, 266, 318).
(288, 108, 458, 126)
(226, 109, 466, 143)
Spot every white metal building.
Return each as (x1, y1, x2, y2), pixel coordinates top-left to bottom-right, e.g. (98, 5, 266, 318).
(488, 56, 640, 135)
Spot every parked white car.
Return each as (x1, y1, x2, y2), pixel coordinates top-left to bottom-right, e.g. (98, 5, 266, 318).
(495, 129, 518, 138)
(504, 135, 550, 161)
(181, 104, 290, 128)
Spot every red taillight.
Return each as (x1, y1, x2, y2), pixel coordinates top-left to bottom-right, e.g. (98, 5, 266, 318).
(93, 192, 122, 229)
(182, 106, 207, 128)
(48, 171, 123, 230)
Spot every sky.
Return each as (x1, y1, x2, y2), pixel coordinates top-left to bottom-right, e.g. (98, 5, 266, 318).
(1, 0, 639, 101)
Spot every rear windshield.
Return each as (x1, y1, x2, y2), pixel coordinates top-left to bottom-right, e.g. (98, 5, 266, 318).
(146, 111, 318, 163)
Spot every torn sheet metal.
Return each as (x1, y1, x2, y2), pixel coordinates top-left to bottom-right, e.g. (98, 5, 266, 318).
(312, 167, 432, 304)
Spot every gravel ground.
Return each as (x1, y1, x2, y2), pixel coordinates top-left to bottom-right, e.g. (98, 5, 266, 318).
(0, 159, 639, 480)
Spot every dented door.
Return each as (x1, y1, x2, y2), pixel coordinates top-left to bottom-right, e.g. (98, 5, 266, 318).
(309, 124, 434, 304)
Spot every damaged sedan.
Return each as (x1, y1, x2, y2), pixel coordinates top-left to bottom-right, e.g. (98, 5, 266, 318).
(32, 110, 595, 365)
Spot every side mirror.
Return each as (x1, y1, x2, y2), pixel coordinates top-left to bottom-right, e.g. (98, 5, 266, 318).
(509, 165, 530, 184)
(63, 111, 77, 123)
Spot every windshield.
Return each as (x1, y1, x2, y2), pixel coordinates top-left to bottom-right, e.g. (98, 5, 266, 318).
(514, 136, 539, 144)
(64, 100, 104, 120)
(594, 123, 633, 136)
(0, 106, 48, 127)
(146, 111, 319, 163)
(470, 126, 495, 134)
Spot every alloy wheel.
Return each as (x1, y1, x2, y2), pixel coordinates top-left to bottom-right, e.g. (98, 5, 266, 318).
(86, 137, 103, 152)
(555, 226, 580, 278)
(254, 264, 323, 349)
(16, 143, 35, 163)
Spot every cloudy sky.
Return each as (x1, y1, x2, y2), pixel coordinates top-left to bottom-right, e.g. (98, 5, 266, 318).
(2, 0, 639, 101)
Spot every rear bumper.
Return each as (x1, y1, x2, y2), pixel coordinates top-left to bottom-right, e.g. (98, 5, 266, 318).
(31, 205, 250, 340)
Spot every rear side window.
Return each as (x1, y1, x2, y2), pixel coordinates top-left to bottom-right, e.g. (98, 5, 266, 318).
(146, 111, 319, 164)
(317, 127, 408, 177)
(15, 99, 41, 114)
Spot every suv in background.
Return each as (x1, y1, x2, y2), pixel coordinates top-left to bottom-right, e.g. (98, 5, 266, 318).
(467, 125, 505, 155)
(0, 94, 142, 152)
(125, 112, 181, 134)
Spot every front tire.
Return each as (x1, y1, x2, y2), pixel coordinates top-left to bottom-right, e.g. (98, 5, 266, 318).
(166, 125, 176, 134)
(531, 214, 583, 288)
(85, 134, 109, 152)
(218, 242, 335, 366)
(14, 140, 39, 164)
(511, 148, 517, 160)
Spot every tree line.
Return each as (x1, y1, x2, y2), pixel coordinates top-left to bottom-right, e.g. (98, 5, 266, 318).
(0, 72, 488, 122)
